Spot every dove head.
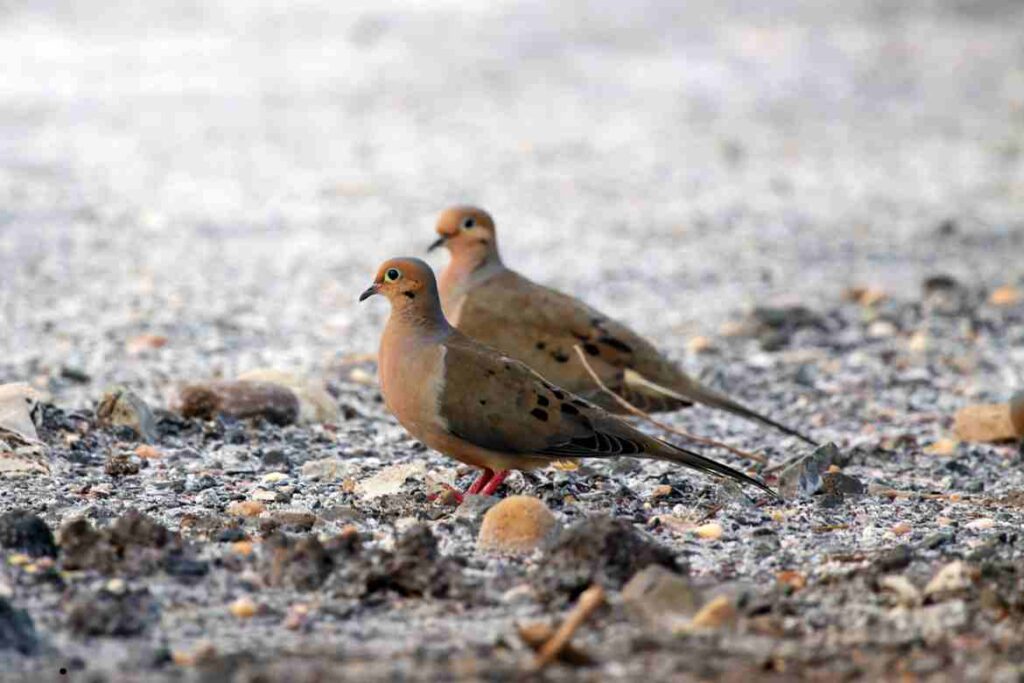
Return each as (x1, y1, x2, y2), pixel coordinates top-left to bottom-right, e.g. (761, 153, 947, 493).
(360, 257, 448, 324)
(428, 205, 501, 264)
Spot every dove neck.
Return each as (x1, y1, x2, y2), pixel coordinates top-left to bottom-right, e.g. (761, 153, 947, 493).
(386, 293, 452, 339)
(445, 242, 506, 293)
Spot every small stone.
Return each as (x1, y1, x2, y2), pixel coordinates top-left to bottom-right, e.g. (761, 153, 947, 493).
(228, 501, 266, 518)
(104, 453, 140, 477)
(622, 565, 699, 630)
(537, 516, 680, 601)
(282, 603, 311, 631)
(356, 462, 426, 500)
(267, 508, 317, 531)
(0, 598, 39, 654)
(252, 490, 282, 503)
(776, 570, 807, 591)
(237, 369, 339, 424)
(300, 457, 355, 482)
(965, 518, 995, 530)
(650, 485, 673, 501)
(778, 443, 842, 499)
(95, 386, 158, 443)
(232, 541, 255, 557)
(134, 445, 163, 459)
(907, 331, 929, 353)
(229, 597, 258, 619)
(0, 510, 57, 558)
(125, 334, 168, 355)
(176, 380, 300, 426)
(0, 383, 41, 443)
(478, 496, 557, 555)
(347, 368, 376, 385)
(867, 320, 897, 338)
(924, 439, 958, 456)
(171, 641, 217, 667)
(879, 575, 921, 607)
(261, 472, 288, 485)
(891, 522, 912, 537)
(684, 595, 737, 631)
(953, 404, 1018, 443)
(694, 523, 723, 540)
(821, 472, 866, 496)
(687, 336, 714, 354)
(988, 285, 1020, 307)
(1010, 390, 1024, 437)
(924, 561, 977, 599)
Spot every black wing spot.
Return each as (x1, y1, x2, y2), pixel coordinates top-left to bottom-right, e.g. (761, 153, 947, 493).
(571, 330, 590, 341)
(552, 351, 570, 363)
(536, 395, 550, 407)
(583, 343, 600, 356)
(551, 389, 566, 400)
(486, 370, 496, 377)
(479, 399, 487, 406)
(403, 292, 416, 299)
(599, 336, 632, 354)
(530, 408, 549, 422)
(535, 341, 547, 350)
(560, 403, 580, 416)
(572, 399, 588, 408)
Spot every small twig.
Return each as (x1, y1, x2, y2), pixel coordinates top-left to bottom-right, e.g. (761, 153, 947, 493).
(530, 584, 605, 672)
(572, 346, 766, 464)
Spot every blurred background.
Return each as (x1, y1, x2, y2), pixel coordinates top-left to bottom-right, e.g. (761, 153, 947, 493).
(1, 0, 1022, 403)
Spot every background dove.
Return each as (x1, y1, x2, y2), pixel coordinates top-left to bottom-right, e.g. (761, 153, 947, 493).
(430, 205, 815, 445)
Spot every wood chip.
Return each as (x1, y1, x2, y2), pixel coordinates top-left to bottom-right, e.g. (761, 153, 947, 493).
(529, 585, 604, 672)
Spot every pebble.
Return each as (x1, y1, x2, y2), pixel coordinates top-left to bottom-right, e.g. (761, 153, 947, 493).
(965, 518, 995, 531)
(694, 523, 723, 540)
(684, 596, 737, 631)
(356, 462, 426, 500)
(477, 496, 557, 555)
(176, 380, 301, 426)
(237, 368, 339, 424)
(95, 387, 158, 444)
(924, 561, 977, 599)
(879, 575, 921, 607)
(227, 501, 266, 518)
(953, 404, 1018, 443)
(622, 565, 699, 629)
(1010, 390, 1024, 437)
(229, 597, 258, 619)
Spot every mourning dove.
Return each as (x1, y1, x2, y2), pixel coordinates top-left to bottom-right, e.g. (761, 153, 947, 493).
(360, 257, 777, 500)
(429, 206, 815, 445)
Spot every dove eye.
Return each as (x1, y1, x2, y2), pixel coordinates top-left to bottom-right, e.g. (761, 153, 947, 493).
(383, 268, 401, 282)
(462, 217, 475, 230)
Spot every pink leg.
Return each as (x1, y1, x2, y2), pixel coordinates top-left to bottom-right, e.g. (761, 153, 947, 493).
(479, 469, 510, 497)
(466, 469, 494, 495)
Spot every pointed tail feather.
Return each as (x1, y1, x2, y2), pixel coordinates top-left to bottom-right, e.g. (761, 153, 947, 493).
(649, 442, 779, 499)
(624, 370, 818, 446)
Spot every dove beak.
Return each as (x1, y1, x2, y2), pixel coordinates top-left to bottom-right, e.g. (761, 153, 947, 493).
(359, 283, 380, 302)
(427, 235, 448, 253)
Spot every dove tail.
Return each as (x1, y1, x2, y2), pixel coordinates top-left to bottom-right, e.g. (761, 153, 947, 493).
(650, 442, 780, 499)
(627, 371, 818, 446)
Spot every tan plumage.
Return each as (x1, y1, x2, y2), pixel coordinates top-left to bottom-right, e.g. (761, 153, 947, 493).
(430, 206, 815, 445)
(360, 257, 777, 498)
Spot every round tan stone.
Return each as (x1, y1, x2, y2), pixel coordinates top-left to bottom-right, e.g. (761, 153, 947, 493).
(477, 496, 556, 555)
(1010, 390, 1024, 437)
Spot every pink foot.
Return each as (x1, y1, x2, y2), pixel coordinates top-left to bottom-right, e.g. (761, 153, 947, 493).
(479, 469, 510, 496)
(466, 469, 494, 495)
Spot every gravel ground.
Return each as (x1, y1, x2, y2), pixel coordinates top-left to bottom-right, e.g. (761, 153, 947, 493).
(1, 0, 1024, 680)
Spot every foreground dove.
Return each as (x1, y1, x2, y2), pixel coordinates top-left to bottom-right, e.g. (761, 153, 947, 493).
(429, 206, 815, 445)
(359, 257, 777, 501)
